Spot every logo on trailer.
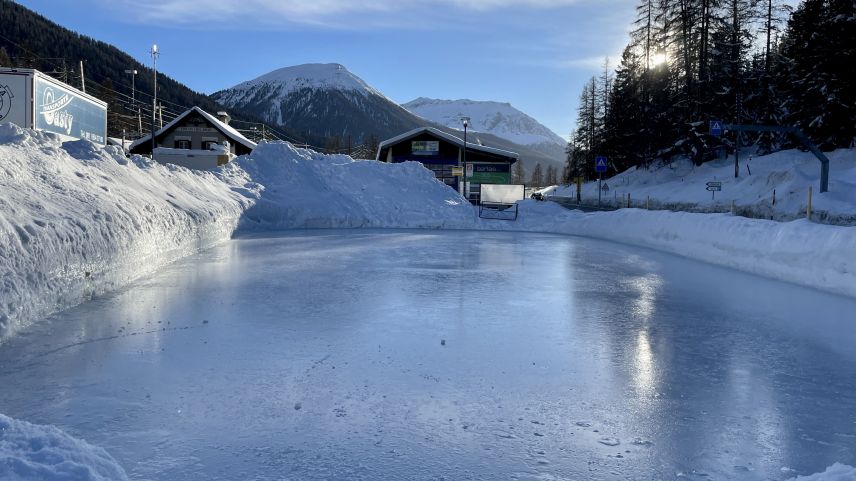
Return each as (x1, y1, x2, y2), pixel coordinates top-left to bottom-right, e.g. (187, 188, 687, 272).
(0, 83, 13, 121)
(39, 87, 74, 135)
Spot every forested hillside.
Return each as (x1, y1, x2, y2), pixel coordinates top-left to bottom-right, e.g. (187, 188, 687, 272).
(565, 0, 855, 180)
(0, 0, 293, 141)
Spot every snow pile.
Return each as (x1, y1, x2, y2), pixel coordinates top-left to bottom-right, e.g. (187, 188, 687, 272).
(0, 413, 129, 481)
(786, 464, 856, 481)
(546, 149, 856, 224)
(497, 201, 856, 299)
(0, 123, 249, 340)
(224, 141, 478, 231)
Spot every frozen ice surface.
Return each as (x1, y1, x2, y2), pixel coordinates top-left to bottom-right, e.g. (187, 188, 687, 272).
(1, 230, 856, 480)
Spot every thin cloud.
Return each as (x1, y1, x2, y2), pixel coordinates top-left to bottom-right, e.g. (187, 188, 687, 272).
(102, 0, 588, 27)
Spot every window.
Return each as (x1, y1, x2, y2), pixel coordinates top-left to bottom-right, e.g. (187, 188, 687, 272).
(174, 139, 191, 149)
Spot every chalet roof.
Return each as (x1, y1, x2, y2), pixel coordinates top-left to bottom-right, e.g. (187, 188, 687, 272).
(129, 106, 257, 152)
(377, 127, 519, 160)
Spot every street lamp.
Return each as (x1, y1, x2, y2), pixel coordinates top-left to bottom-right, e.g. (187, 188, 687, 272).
(461, 116, 470, 198)
(124, 69, 137, 104)
(150, 44, 159, 157)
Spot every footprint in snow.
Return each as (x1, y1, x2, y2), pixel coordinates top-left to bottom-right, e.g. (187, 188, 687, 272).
(598, 437, 620, 446)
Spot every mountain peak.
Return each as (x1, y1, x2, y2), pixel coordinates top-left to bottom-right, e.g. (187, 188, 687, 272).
(230, 63, 382, 98)
(403, 97, 565, 147)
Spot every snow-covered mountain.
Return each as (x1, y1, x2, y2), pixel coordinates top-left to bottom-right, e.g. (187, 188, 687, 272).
(212, 63, 423, 143)
(403, 97, 566, 148)
(213, 63, 565, 173)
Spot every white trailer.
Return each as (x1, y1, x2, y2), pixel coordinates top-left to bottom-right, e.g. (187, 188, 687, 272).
(0, 68, 108, 145)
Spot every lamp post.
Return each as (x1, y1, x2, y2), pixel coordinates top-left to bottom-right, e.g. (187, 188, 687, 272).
(150, 44, 159, 157)
(124, 69, 138, 135)
(461, 116, 470, 198)
(124, 69, 137, 104)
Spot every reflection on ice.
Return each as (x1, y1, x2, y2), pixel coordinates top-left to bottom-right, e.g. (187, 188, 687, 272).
(633, 329, 657, 399)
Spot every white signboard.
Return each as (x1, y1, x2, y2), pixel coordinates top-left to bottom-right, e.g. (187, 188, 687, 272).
(481, 184, 525, 204)
(0, 73, 31, 128)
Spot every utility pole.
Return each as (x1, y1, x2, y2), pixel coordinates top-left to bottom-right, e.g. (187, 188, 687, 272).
(79, 60, 85, 93)
(150, 44, 159, 157)
(125, 68, 138, 135)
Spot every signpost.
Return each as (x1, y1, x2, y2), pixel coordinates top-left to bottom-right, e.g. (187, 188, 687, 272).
(595, 156, 607, 206)
(709, 120, 723, 137)
(706, 181, 722, 200)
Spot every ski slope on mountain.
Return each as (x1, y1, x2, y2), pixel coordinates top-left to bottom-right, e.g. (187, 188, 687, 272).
(546, 149, 856, 224)
(403, 97, 566, 147)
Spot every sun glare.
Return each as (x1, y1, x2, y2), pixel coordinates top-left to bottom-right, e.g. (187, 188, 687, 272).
(652, 52, 668, 66)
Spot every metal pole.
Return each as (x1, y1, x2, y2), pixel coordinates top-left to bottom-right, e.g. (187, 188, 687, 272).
(598, 173, 602, 207)
(79, 60, 85, 93)
(150, 44, 158, 157)
(461, 117, 469, 198)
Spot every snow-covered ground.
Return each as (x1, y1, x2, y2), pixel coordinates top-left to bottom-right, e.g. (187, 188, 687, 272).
(545, 149, 856, 225)
(2, 124, 856, 480)
(0, 414, 129, 481)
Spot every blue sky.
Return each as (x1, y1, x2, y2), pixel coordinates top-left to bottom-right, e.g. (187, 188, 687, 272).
(16, 0, 636, 138)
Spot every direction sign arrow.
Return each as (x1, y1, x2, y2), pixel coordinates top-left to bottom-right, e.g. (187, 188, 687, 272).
(706, 181, 722, 187)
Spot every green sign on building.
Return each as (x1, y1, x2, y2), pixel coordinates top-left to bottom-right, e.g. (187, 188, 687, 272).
(469, 163, 510, 184)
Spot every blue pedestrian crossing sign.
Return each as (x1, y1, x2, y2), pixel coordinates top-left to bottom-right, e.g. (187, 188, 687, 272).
(709, 120, 723, 137)
(595, 156, 607, 173)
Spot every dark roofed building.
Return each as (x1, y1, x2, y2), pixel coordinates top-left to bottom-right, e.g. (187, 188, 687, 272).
(377, 127, 519, 202)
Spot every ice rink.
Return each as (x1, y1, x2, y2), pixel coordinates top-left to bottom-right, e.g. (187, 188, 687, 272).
(1, 230, 855, 480)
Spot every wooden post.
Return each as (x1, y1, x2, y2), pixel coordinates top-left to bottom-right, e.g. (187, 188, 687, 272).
(731, 200, 735, 215)
(807, 185, 813, 221)
(627, 193, 631, 208)
(646, 196, 650, 210)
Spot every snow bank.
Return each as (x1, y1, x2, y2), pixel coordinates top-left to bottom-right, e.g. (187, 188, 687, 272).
(0, 124, 249, 340)
(0, 413, 129, 481)
(500, 201, 856, 299)
(2, 127, 855, 342)
(786, 464, 856, 481)
(224, 141, 477, 231)
(548, 149, 856, 225)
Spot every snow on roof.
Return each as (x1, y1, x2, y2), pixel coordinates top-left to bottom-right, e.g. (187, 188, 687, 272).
(129, 106, 257, 152)
(377, 127, 520, 160)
